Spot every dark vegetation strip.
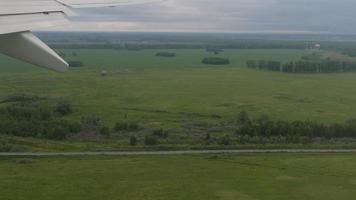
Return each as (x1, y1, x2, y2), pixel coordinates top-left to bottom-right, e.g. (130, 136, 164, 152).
(2, 94, 356, 153)
(246, 59, 356, 73)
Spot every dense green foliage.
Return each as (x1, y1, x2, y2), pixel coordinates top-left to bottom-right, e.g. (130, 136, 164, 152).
(155, 52, 176, 57)
(235, 111, 356, 144)
(206, 48, 224, 55)
(67, 61, 83, 67)
(247, 59, 356, 73)
(0, 95, 80, 140)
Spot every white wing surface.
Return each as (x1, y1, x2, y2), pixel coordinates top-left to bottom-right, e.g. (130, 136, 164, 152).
(57, 0, 161, 8)
(0, 0, 161, 72)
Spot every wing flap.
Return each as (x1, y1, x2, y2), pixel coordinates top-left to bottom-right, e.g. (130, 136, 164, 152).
(0, 12, 70, 35)
(56, 0, 161, 8)
(0, 0, 73, 15)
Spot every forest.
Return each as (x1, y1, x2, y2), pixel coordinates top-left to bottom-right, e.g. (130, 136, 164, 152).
(246, 59, 356, 73)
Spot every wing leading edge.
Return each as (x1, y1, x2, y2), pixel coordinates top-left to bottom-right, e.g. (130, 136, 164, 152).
(0, 31, 69, 72)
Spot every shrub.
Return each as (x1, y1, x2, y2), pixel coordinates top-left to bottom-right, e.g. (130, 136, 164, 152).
(0, 97, 82, 140)
(144, 135, 159, 145)
(238, 110, 250, 125)
(55, 100, 72, 116)
(81, 115, 102, 130)
(220, 135, 231, 145)
(0, 141, 13, 152)
(68, 61, 83, 67)
(130, 135, 137, 146)
(99, 126, 110, 136)
(114, 122, 128, 131)
(0, 94, 44, 104)
(49, 127, 68, 140)
(67, 122, 82, 133)
(156, 52, 176, 57)
(114, 122, 140, 131)
(153, 128, 168, 138)
(206, 48, 224, 55)
(205, 133, 211, 141)
(128, 122, 140, 131)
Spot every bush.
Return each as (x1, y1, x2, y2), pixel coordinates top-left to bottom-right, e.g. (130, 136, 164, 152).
(205, 133, 211, 141)
(55, 100, 72, 116)
(144, 135, 159, 145)
(220, 135, 231, 145)
(67, 121, 82, 133)
(206, 48, 224, 55)
(114, 122, 140, 131)
(202, 57, 230, 65)
(238, 110, 250, 125)
(153, 128, 168, 139)
(0, 94, 44, 104)
(68, 61, 83, 67)
(130, 135, 137, 146)
(81, 115, 102, 130)
(114, 122, 128, 131)
(0, 141, 13, 152)
(47, 126, 68, 140)
(156, 52, 176, 57)
(99, 126, 110, 136)
(0, 97, 82, 140)
(128, 122, 140, 131)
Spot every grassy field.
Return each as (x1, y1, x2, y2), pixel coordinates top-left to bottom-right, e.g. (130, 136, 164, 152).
(1, 48, 356, 124)
(2, 48, 356, 149)
(1, 153, 356, 200)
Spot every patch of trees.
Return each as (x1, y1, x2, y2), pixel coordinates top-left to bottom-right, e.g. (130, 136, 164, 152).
(202, 57, 230, 65)
(155, 52, 176, 57)
(0, 94, 45, 104)
(206, 48, 224, 55)
(68, 61, 83, 67)
(246, 59, 356, 73)
(0, 140, 13, 152)
(235, 111, 356, 144)
(0, 97, 80, 140)
(114, 121, 140, 132)
(340, 49, 356, 57)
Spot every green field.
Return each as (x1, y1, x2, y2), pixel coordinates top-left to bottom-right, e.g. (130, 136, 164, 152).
(1, 154, 356, 200)
(2, 48, 356, 149)
(1, 48, 356, 124)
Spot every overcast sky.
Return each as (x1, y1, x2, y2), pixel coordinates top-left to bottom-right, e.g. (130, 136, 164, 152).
(53, 0, 356, 34)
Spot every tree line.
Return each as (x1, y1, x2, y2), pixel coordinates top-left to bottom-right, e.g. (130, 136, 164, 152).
(234, 111, 356, 144)
(246, 59, 356, 73)
(49, 40, 309, 51)
(156, 52, 176, 57)
(3, 94, 356, 146)
(0, 95, 170, 146)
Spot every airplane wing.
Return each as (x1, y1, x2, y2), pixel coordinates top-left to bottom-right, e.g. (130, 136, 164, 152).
(57, 0, 161, 8)
(0, 0, 161, 72)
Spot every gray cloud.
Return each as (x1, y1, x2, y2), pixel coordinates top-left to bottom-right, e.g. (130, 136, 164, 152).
(53, 0, 356, 33)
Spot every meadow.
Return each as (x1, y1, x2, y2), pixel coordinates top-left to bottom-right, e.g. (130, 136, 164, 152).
(1, 153, 356, 200)
(1, 48, 356, 124)
(2, 48, 356, 149)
